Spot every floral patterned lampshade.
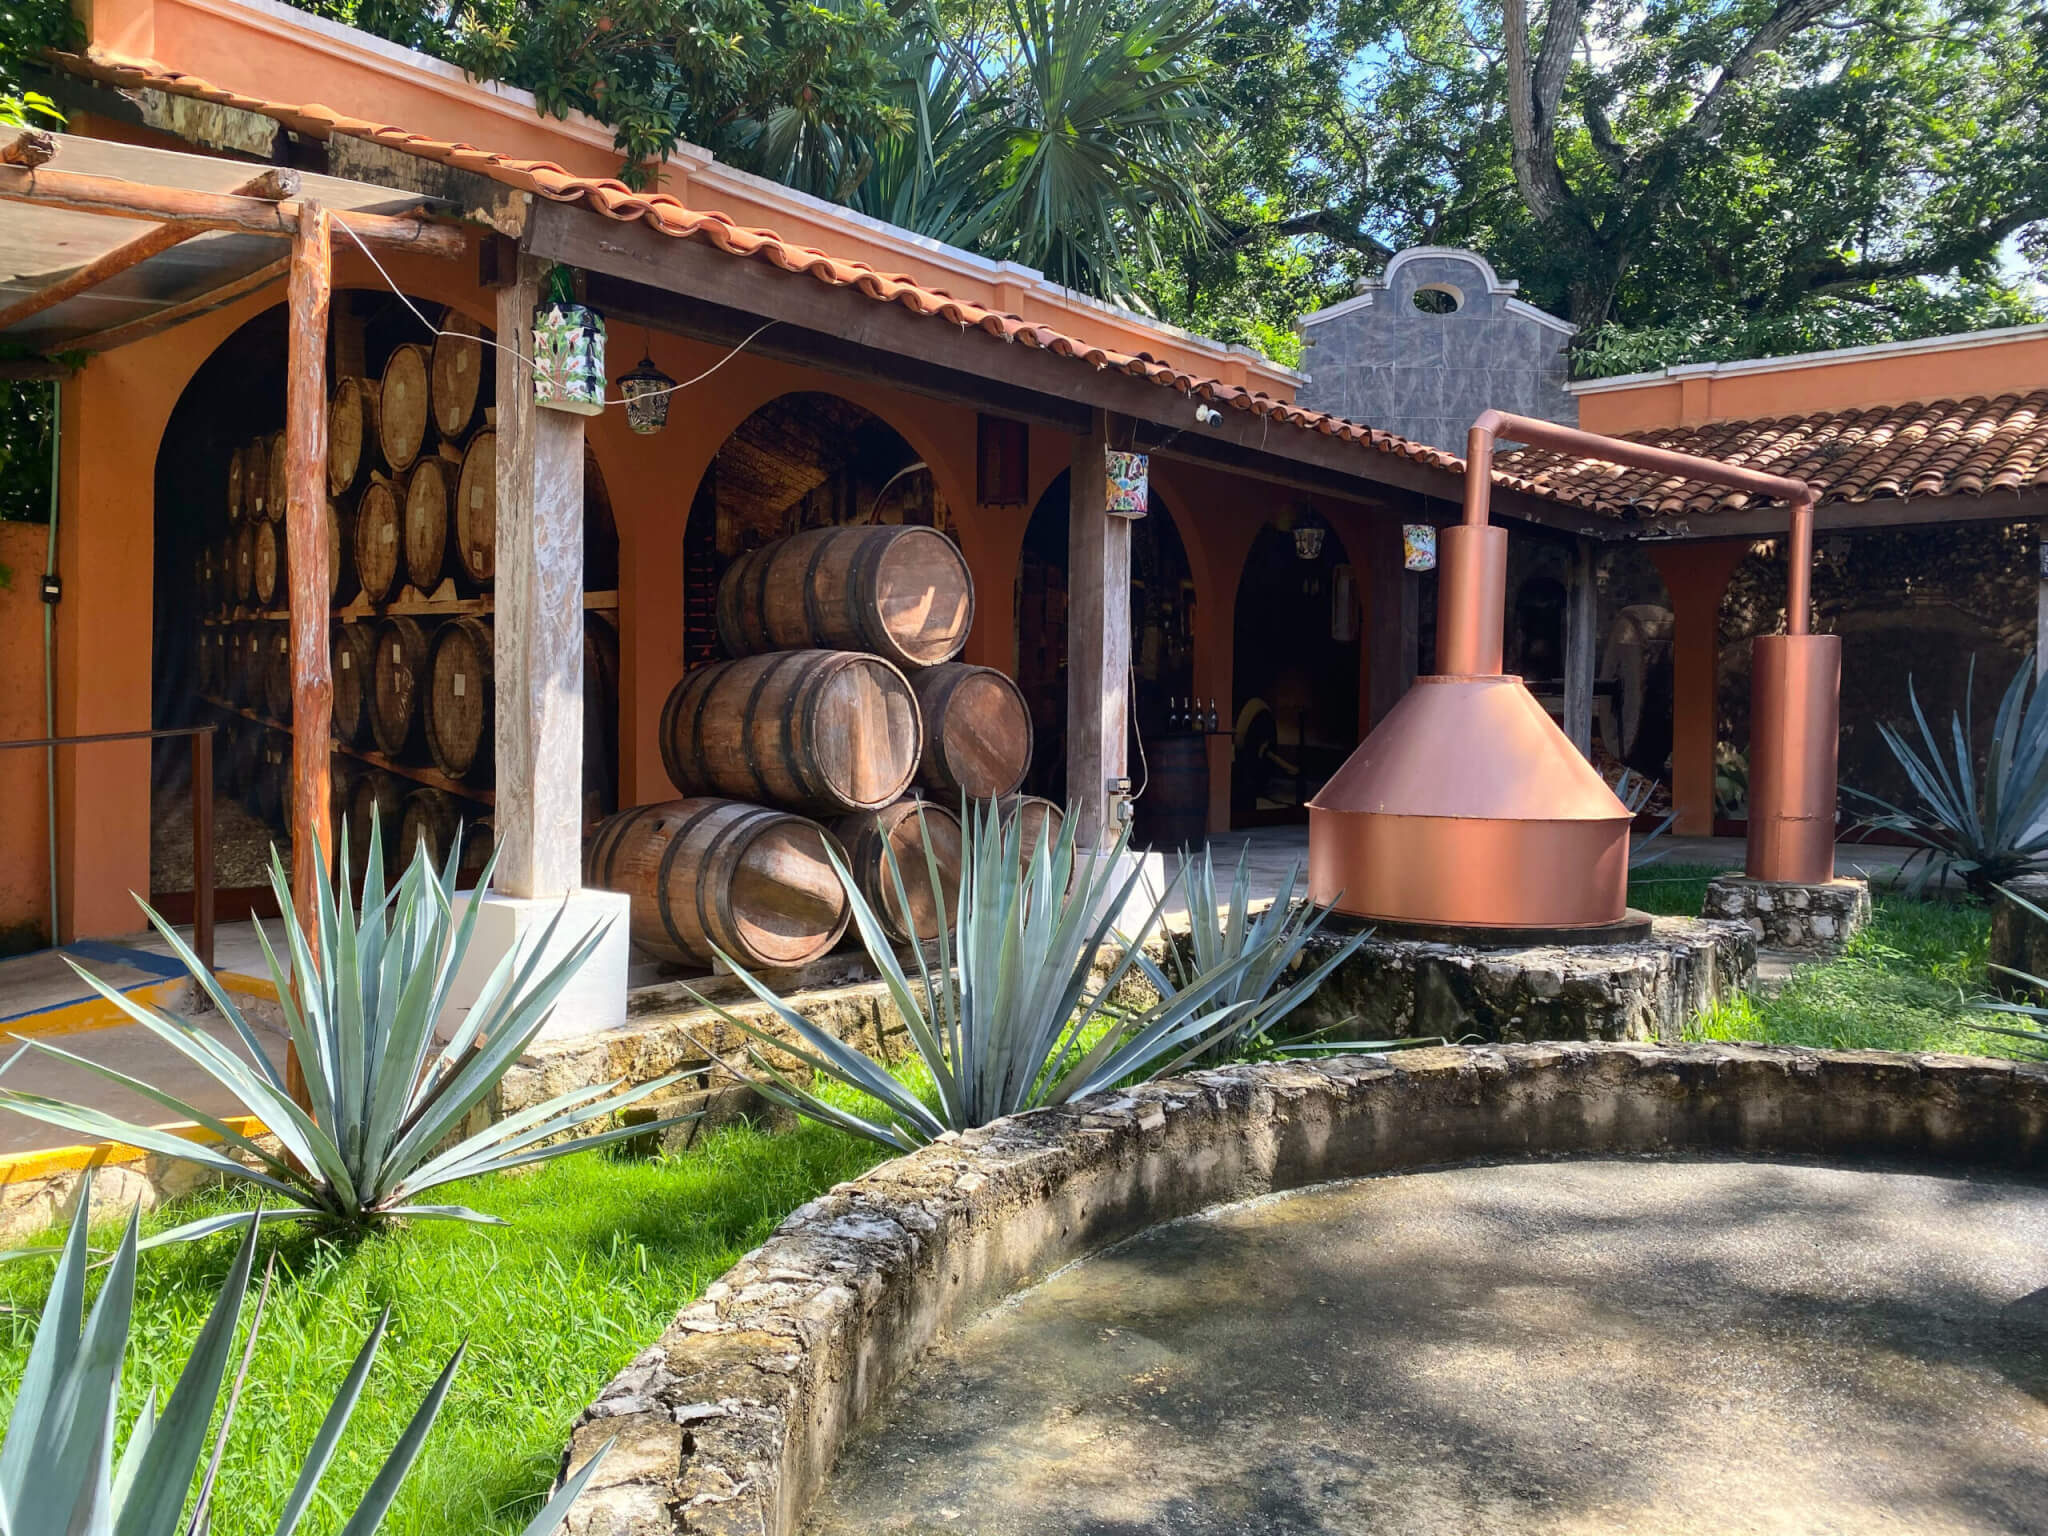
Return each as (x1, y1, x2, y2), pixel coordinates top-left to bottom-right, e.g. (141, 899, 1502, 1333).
(619, 354, 676, 434)
(532, 299, 606, 416)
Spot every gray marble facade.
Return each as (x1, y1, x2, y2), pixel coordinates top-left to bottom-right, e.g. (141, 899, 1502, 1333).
(1296, 247, 1577, 452)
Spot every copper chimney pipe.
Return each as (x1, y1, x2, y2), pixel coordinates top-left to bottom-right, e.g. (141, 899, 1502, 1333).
(1307, 410, 1835, 932)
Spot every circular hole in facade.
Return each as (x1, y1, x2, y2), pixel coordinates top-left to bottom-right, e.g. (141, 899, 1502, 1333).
(1411, 282, 1464, 315)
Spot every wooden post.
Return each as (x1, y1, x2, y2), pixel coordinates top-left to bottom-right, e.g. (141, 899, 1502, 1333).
(1066, 411, 1130, 850)
(1562, 537, 1598, 757)
(286, 201, 333, 942)
(2035, 535, 2047, 682)
(1367, 517, 1418, 726)
(494, 253, 586, 898)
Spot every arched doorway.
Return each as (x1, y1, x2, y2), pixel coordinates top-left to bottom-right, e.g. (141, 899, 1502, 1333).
(1012, 472, 1197, 806)
(153, 291, 620, 902)
(682, 391, 951, 668)
(1230, 518, 1361, 823)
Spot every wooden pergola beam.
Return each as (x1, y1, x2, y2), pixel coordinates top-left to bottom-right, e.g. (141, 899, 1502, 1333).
(286, 200, 334, 947)
(0, 165, 466, 257)
(0, 168, 303, 334)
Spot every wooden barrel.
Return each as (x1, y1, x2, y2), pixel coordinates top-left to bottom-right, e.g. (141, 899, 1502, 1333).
(228, 720, 264, 803)
(263, 624, 292, 723)
(329, 376, 378, 496)
(327, 497, 358, 604)
(583, 611, 620, 825)
(353, 477, 403, 603)
(233, 520, 256, 605)
(996, 794, 1065, 872)
(398, 785, 464, 875)
(253, 732, 289, 826)
(329, 758, 362, 852)
(378, 343, 432, 473)
(458, 819, 495, 888)
(242, 435, 268, 520)
(910, 663, 1032, 801)
(1134, 733, 1208, 852)
(252, 518, 284, 609)
(829, 800, 962, 944)
(585, 799, 851, 970)
(403, 456, 451, 593)
(227, 445, 244, 522)
(198, 626, 224, 697)
(426, 615, 493, 782)
(452, 430, 494, 590)
(715, 526, 974, 669)
(264, 430, 287, 524)
(332, 622, 376, 745)
(348, 768, 407, 883)
(583, 443, 619, 592)
(431, 314, 487, 438)
(234, 623, 266, 710)
(369, 615, 431, 759)
(659, 651, 921, 817)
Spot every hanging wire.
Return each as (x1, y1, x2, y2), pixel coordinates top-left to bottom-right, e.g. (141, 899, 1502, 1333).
(330, 213, 779, 405)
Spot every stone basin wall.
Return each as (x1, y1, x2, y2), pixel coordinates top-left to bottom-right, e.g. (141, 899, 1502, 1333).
(557, 1043, 2048, 1534)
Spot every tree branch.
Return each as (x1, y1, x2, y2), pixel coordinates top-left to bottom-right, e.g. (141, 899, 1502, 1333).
(1503, 0, 1580, 224)
(1218, 208, 1393, 261)
(1788, 204, 2048, 299)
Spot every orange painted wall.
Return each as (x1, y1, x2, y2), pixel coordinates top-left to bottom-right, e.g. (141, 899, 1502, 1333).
(1578, 328, 2048, 435)
(0, 521, 53, 951)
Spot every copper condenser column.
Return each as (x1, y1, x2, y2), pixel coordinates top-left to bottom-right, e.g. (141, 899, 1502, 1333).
(1746, 497, 1839, 883)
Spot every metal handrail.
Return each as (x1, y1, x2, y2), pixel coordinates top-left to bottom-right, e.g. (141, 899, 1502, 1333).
(0, 724, 216, 968)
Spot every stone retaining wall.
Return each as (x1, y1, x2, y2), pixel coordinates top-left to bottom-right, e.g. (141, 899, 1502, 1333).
(558, 1043, 2048, 1534)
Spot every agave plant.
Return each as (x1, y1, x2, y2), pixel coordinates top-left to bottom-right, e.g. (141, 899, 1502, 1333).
(1, 1171, 612, 1534)
(0, 816, 688, 1250)
(692, 802, 1267, 1150)
(1613, 768, 1677, 868)
(1127, 843, 1426, 1067)
(1848, 657, 2048, 895)
(1969, 883, 2048, 1059)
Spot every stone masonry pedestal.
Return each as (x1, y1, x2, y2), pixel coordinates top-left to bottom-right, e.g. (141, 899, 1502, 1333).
(1702, 874, 1870, 955)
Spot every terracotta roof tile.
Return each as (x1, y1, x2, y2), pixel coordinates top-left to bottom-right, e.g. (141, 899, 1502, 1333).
(1498, 391, 2048, 518)
(47, 47, 1476, 484)
(41, 51, 2048, 523)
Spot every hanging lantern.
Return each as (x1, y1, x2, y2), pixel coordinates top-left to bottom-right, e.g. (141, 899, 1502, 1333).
(1293, 516, 1326, 561)
(619, 353, 676, 434)
(532, 267, 606, 416)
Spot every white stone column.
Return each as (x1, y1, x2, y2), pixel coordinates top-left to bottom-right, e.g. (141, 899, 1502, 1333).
(448, 253, 628, 1040)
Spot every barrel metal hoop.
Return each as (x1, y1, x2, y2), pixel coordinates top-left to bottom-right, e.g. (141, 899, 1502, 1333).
(752, 542, 780, 652)
(847, 527, 887, 659)
(800, 529, 834, 647)
(659, 801, 731, 961)
(683, 668, 726, 794)
(693, 805, 761, 960)
(780, 652, 822, 808)
(740, 657, 786, 802)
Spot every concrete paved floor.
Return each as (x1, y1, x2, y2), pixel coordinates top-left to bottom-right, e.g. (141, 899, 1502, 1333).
(804, 1157, 2048, 1536)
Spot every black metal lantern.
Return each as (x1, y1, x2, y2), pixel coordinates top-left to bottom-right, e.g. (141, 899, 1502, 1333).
(619, 352, 676, 434)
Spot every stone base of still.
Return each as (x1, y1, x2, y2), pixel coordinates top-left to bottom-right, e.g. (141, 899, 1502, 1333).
(1289, 915, 1755, 1045)
(1703, 873, 1870, 955)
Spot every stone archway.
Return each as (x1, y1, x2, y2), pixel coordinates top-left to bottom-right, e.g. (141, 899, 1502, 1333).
(679, 391, 957, 669)
(1229, 517, 1362, 824)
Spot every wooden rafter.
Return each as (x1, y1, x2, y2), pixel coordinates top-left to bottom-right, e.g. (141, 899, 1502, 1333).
(0, 165, 466, 256)
(0, 168, 304, 335)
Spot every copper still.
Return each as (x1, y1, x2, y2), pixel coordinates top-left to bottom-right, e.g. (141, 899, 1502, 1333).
(1308, 409, 1831, 931)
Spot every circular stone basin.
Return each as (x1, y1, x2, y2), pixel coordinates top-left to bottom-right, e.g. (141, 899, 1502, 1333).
(803, 1157, 2048, 1535)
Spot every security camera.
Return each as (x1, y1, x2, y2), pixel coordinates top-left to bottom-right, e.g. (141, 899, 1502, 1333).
(1195, 404, 1221, 427)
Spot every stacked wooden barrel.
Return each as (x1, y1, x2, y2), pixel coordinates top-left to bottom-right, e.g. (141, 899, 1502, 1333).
(589, 522, 1039, 974)
(193, 310, 621, 887)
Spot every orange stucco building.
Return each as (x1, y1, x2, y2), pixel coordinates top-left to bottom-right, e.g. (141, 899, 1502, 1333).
(5, 0, 2043, 959)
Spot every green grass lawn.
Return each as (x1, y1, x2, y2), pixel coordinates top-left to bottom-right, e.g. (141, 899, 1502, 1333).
(1630, 862, 2014, 1058)
(0, 1120, 888, 1535)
